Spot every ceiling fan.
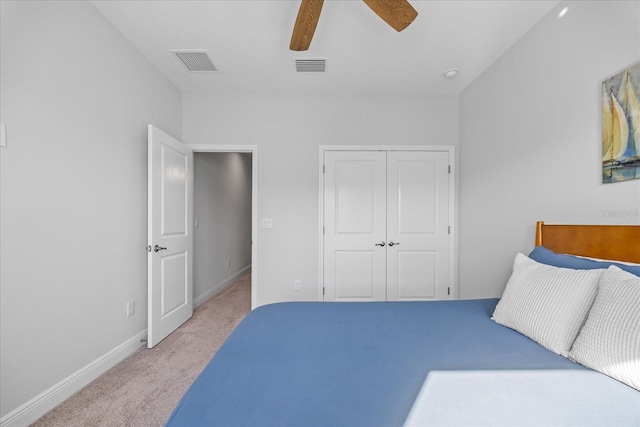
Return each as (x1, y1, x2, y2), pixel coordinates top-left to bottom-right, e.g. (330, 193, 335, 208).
(290, 0, 418, 51)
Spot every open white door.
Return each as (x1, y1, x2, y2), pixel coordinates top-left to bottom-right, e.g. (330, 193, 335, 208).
(147, 125, 193, 348)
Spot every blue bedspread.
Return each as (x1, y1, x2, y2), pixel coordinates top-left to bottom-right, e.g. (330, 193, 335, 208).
(165, 299, 640, 426)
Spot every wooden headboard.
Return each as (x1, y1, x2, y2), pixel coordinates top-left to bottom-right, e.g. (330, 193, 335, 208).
(535, 221, 640, 264)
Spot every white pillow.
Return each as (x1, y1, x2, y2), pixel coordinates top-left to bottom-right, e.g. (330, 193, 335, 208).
(492, 253, 604, 356)
(569, 265, 640, 391)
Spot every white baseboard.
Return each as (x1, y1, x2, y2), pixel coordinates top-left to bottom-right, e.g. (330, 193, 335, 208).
(0, 330, 147, 427)
(194, 264, 251, 308)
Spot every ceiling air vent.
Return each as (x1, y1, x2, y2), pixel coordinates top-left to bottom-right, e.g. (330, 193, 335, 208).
(295, 58, 327, 73)
(170, 49, 218, 72)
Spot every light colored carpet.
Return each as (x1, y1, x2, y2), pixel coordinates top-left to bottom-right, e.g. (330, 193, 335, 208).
(32, 271, 251, 427)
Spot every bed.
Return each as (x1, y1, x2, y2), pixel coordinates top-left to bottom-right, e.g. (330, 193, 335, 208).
(165, 222, 640, 426)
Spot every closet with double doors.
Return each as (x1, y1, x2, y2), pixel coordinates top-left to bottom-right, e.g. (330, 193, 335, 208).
(321, 147, 453, 301)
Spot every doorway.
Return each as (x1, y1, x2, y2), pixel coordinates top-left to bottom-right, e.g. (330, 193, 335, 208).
(190, 145, 258, 309)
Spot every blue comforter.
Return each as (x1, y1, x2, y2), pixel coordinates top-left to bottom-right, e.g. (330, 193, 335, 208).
(165, 299, 640, 426)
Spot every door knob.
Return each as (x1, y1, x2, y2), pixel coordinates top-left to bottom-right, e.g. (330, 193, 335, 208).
(374, 241, 386, 247)
(153, 244, 167, 252)
(388, 241, 400, 246)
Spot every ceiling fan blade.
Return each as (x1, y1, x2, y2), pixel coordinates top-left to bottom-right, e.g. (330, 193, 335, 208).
(290, 0, 325, 51)
(362, 0, 418, 32)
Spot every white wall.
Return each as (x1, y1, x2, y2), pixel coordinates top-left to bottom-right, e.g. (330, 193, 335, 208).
(458, 0, 640, 299)
(193, 153, 252, 302)
(183, 94, 459, 306)
(0, 1, 181, 421)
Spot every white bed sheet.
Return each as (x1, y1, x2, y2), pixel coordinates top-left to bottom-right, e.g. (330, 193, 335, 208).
(404, 369, 640, 427)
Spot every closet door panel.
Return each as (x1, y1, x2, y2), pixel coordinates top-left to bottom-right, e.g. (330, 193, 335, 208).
(334, 250, 377, 299)
(393, 250, 436, 299)
(386, 151, 450, 301)
(324, 151, 387, 301)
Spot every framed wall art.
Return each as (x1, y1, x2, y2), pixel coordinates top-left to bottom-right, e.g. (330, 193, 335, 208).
(602, 61, 640, 183)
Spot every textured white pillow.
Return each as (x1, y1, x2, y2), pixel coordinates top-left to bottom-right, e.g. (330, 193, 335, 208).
(569, 265, 640, 391)
(492, 253, 604, 356)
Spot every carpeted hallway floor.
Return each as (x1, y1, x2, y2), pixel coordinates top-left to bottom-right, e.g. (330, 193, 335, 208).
(32, 271, 251, 427)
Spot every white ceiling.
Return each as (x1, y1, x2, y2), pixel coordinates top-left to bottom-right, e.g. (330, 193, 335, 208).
(91, 0, 560, 96)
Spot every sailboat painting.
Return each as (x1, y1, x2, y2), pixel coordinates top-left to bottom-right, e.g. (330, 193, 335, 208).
(602, 62, 640, 183)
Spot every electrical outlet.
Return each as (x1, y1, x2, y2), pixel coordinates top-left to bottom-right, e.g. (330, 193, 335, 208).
(126, 300, 135, 317)
(294, 280, 301, 291)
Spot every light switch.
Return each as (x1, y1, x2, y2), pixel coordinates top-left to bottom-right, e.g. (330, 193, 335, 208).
(0, 124, 6, 148)
(262, 218, 273, 229)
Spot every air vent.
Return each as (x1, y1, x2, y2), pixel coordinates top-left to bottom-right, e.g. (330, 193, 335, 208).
(295, 58, 327, 73)
(170, 49, 218, 72)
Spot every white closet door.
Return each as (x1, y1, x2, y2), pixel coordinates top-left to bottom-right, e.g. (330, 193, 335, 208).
(323, 151, 387, 301)
(386, 151, 450, 300)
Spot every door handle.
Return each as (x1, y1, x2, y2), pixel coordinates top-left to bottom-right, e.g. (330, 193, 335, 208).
(153, 244, 167, 252)
(374, 241, 386, 247)
(388, 241, 400, 246)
